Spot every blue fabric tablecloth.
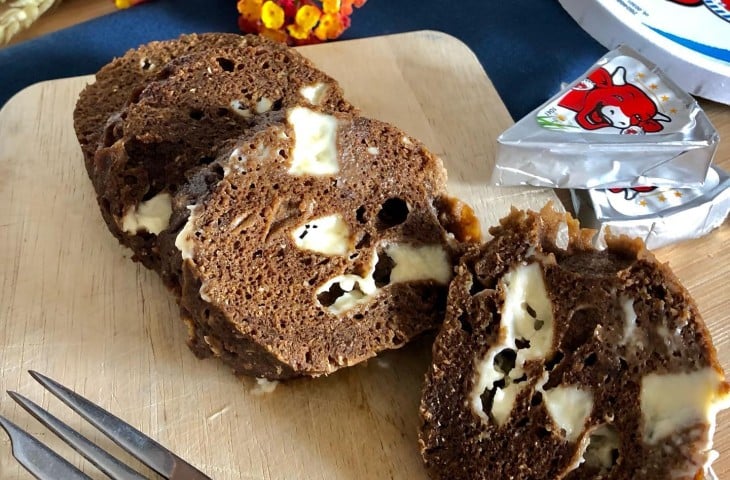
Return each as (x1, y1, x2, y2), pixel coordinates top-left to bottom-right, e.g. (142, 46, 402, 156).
(0, 0, 606, 120)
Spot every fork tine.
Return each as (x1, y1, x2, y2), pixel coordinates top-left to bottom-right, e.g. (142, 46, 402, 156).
(7, 391, 147, 480)
(0, 415, 92, 480)
(28, 370, 212, 480)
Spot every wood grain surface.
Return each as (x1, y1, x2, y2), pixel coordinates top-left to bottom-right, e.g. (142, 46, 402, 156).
(0, 31, 728, 479)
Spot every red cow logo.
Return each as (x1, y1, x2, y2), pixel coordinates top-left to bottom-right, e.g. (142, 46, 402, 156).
(608, 186, 658, 200)
(558, 66, 671, 134)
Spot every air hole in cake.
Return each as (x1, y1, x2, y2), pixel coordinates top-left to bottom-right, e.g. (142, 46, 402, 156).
(458, 312, 473, 334)
(354, 313, 364, 320)
(372, 253, 395, 288)
(216, 57, 235, 72)
(536, 427, 551, 438)
(531, 391, 543, 406)
(272, 98, 283, 111)
(469, 271, 486, 296)
(140, 58, 153, 70)
(198, 156, 215, 166)
(494, 349, 517, 375)
(356, 206, 367, 224)
(216, 107, 229, 117)
(515, 338, 531, 350)
(546, 351, 564, 371)
(189, 109, 204, 120)
(278, 149, 287, 159)
(377, 198, 409, 229)
(584, 352, 598, 367)
(515, 417, 529, 428)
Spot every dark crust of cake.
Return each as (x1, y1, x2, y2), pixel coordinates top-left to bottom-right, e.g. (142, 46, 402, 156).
(418, 205, 728, 480)
(165, 113, 481, 379)
(73, 33, 251, 177)
(89, 37, 355, 273)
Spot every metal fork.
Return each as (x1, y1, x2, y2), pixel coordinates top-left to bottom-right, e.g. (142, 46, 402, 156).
(0, 371, 212, 480)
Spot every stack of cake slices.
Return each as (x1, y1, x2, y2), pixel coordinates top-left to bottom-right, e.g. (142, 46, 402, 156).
(74, 33, 480, 379)
(74, 33, 729, 479)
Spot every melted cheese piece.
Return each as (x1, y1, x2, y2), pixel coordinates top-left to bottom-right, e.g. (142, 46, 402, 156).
(121, 193, 172, 235)
(292, 214, 351, 256)
(470, 262, 555, 425)
(641, 368, 730, 444)
(255, 97, 272, 114)
(385, 244, 451, 285)
(175, 205, 201, 261)
(317, 243, 450, 315)
(230, 100, 253, 118)
(287, 107, 339, 176)
(300, 83, 327, 105)
(620, 295, 637, 344)
(316, 252, 379, 315)
(543, 385, 593, 442)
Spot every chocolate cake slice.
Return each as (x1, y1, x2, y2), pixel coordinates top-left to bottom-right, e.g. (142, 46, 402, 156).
(91, 38, 354, 273)
(419, 205, 730, 480)
(73, 32, 250, 175)
(165, 108, 480, 378)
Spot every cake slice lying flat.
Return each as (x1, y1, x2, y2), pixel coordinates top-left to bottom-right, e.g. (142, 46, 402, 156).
(166, 108, 480, 378)
(91, 37, 353, 274)
(419, 205, 730, 480)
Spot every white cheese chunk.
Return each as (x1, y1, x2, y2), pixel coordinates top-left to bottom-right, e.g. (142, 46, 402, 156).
(230, 99, 252, 118)
(300, 83, 327, 105)
(470, 262, 555, 424)
(385, 243, 451, 285)
(175, 205, 201, 261)
(255, 97, 272, 114)
(316, 252, 379, 315)
(543, 385, 593, 442)
(641, 368, 730, 444)
(620, 295, 637, 344)
(287, 107, 339, 176)
(292, 214, 351, 256)
(121, 193, 172, 235)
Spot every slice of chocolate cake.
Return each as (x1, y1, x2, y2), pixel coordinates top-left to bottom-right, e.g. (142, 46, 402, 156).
(91, 38, 354, 273)
(165, 108, 480, 379)
(419, 205, 730, 480)
(73, 32, 251, 175)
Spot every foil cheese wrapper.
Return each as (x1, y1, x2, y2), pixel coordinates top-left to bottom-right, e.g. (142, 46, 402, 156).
(571, 167, 730, 249)
(494, 45, 719, 189)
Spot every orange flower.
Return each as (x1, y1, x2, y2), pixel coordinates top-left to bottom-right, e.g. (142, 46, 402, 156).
(261, 1, 285, 29)
(314, 13, 343, 40)
(237, 0, 262, 21)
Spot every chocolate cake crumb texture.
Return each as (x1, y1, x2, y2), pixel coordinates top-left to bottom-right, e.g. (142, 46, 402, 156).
(419, 205, 730, 480)
(166, 108, 479, 378)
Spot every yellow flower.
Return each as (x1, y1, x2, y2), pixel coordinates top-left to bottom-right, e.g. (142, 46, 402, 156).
(661, 95, 669, 102)
(674, 191, 683, 198)
(295, 4, 321, 31)
(323, 0, 341, 14)
(639, 200, 648, 207)
(314, 13, 342, 40)
(237, 0, 262, 21)
(287, 24, 311, 40)
(261, 1, 285, 29)
(658, 194, 667, 202)
(649, 83, 658, 90)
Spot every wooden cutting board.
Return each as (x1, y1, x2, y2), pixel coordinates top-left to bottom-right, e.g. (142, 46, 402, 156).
(0, 30, 728, 479)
